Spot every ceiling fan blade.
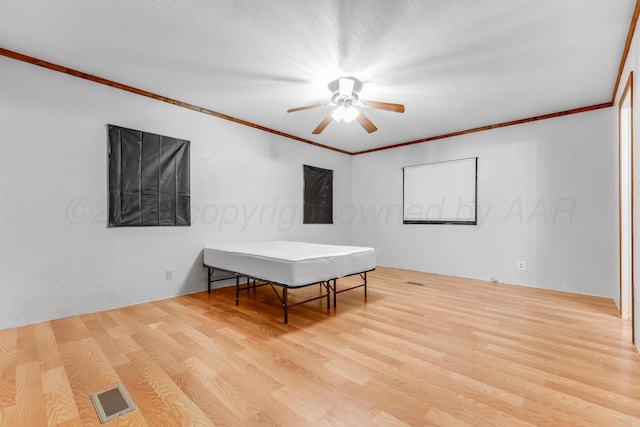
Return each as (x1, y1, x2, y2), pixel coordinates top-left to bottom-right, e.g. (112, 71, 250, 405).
(339, 77, 355, 97)
(361, 100, 405, 113)
(312, 114, 333, 134)
(287, 103, 326, 113)
(356, 112, 378, 133)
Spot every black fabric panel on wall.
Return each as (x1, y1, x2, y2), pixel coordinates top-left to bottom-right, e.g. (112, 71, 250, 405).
(108, 127, 122, 225)
(175, 140, 191, 225)
(108, 125, 190, 227)
(120, 129, 142, 225)
(158, 136, 177, 226)
(303, 164, 333, 224)
(141, 131, 160, 225)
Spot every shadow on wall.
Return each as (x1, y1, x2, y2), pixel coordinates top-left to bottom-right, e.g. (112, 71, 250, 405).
(181, 249, 236, 295)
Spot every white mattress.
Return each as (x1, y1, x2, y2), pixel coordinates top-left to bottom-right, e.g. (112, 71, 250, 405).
(203, 240, 376, 287)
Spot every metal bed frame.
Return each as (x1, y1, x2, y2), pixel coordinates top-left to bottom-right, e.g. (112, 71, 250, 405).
(206, 266, 372, 323)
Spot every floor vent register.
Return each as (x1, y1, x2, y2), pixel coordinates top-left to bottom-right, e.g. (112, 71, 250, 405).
(90, 383, 136, 423)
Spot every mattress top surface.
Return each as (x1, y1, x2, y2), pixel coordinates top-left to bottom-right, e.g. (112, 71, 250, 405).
(204, 240, 374, 262)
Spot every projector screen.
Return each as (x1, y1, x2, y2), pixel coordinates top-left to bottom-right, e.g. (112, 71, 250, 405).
(403, 157, 477, 225)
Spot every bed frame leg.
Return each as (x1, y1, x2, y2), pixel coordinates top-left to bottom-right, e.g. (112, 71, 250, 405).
(326, 281, 330, 309)
(364, 272, 367, 298)
(207, 268, 212, 293)
(333, 279, 337, 307)
(235, 274, 240, 306)
(283, 288, 288, 324)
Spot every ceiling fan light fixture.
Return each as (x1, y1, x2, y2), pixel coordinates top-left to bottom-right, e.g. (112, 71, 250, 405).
(343, 106, 360, 123)
(287, 75, 403, 134)
(331, 105, 346, 121)
(332, 105, 360, 123)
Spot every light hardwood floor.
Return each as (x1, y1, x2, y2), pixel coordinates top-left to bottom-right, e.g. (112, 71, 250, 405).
(1, 267, 640, 426)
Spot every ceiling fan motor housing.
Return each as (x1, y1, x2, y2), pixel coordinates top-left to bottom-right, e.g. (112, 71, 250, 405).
(331, 91, 359, 107)
(328, 76, 363, 107)
(327, 76, 363, 93)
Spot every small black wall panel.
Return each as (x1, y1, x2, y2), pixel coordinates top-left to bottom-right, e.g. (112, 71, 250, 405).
(303, 165, 333, 224)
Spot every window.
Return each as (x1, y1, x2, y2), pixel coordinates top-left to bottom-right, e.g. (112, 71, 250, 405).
(403, 157, 477, 225)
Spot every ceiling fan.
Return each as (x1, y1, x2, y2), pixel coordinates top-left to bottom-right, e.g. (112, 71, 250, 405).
(287, 77, 405, 134)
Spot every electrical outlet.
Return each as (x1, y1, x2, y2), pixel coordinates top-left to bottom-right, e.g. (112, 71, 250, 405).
(517, 261, 525, 271)
(375, 248, 381, 255)
(165, 270, 173, 280)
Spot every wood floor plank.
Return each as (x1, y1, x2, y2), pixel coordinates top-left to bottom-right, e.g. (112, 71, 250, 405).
(50, 316, 92, 345)
(2, 267, 640, 426)
(16, 325, 38, 366)
(216, 350, 308, 426)
(373, 410, 414, 427)
(41, 366, 79, 426)
(424, 407, 476, 427)
(270, 386, 332, 424)
(114, 361, 172, 427)
(170, 369, 243, 425)
(126, 350, 213, 426)
(58, 338, 123, 425)
(0, 328, 17, 408)
(0, 406, 16, 426)
(91, 324, 142, 368)
(33, 322, 63, 371)
(15, 361, 46, 426)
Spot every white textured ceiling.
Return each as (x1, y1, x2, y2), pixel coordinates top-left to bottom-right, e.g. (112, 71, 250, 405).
(0, 0, 635, 153)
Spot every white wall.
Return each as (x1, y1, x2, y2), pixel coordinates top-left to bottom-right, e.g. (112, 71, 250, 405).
(0, 57, 352, 330)
(0, 53, 623, 336)
(351, 108, 618, 299)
